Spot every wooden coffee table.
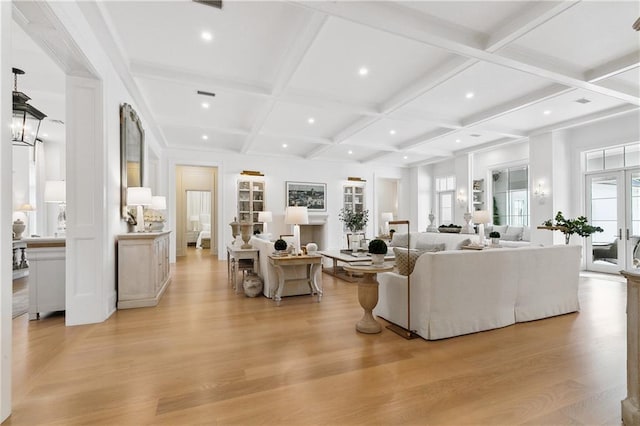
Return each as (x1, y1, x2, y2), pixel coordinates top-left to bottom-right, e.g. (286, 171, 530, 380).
(343, 263, 394, 334)
(319, 250, 394, 282)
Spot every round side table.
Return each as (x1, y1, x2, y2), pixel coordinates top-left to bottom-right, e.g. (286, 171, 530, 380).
(343, 263, 394, 334)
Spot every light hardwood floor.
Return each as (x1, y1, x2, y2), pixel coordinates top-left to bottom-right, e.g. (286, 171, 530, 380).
(7, 248, 626, 425)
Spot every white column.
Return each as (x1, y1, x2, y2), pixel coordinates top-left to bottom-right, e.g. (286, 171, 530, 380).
(0, 1, 12, 420)
(65, 76, 112, 325)
(622, 270, 640, 425)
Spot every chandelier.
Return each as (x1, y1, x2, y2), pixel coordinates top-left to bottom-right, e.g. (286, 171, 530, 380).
(12, 67, 46, 147)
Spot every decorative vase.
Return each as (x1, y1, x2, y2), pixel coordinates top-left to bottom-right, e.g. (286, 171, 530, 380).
(349, 233, 361, 251)
(229, 217, 240, 243)
(12, 219, 26, 240)
(149, 221, 165, 232)
(461, 212, 474, 234)
(427, 212, 438, 233)
(371, 253, 385, 265)
(306, 242, 318, 253)
(240, 222, 252, 249)
(491, 237, 500, 246)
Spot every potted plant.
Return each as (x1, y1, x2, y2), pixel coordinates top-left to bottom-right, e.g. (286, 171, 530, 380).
(489, 231, 500, 246)
(368, 239, 388, 265)
(274, 239, 288, 255)
(339, 208, 369, 250)
(542, 211, 604, 244)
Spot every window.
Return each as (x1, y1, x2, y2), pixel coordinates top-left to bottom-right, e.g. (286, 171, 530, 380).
(586, 142, 640, 172)
(492, 166, 529, 226)
(436, 175, 456, 225)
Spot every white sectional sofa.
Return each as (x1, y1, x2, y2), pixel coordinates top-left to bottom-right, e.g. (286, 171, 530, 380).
(374, 244, 581, 340)
(249, 236, 321, 298)
(390, 231, 480, 250)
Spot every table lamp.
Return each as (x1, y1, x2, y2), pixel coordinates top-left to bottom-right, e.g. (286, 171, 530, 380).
(258, 211, 272, 234)
(380, 212, 393, 236)
(284, 206, 308, 256)
(127, 187, 152, 232)
(473, 210, 490, 246)
(44, 180, 66, 237)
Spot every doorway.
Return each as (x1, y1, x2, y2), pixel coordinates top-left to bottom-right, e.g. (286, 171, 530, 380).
(586, 169, 640, 273)
(175, 165, 218, 257)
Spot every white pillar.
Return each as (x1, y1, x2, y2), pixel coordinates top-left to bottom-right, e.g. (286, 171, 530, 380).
(1, 1, 13, 420)
(65, 76, 113, 325)
(622, 270, 640, 425)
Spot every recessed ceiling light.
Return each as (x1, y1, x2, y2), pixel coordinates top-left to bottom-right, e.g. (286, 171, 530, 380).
(202, 135, 208, 140)
(403, 155, 408, 160)
(455, 139, 461, 143)
(201, 31, 213, 42)
(389, 130, 396, 135)
(282, 143, 288, 148)
(465, 92, 474, 99)
(358, 67, 369, 76)
(42, 133, 48, 137)
(543, 110, 552, 115)
(348, 150, 353, 155)
(307, 117, 315, 124)
(201, 102, 209, 109)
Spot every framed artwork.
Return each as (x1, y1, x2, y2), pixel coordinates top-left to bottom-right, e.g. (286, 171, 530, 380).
(286, 181, 327, 212)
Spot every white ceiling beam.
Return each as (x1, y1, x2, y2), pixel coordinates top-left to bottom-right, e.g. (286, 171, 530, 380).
(240, 12, 328, 153)
(159, 119, 249, 137)
(305, 144, 334, 160)
(585, 51, 640, 82)
(399, 128, 459, 151)
(528, 104, 639, 136)
(295, 1, 640, 106)
(280, 90, 381, 117)
(260, 132, 333, 145)
(331, 116, 381, 145)
(130, 60, 272, 98)
(462, 84, 574, 127)
(484, 1, 580, 52)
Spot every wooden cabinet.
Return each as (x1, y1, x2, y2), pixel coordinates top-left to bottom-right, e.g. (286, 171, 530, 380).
(343, 183, 365, 213)
(117, 231, 171, 309)
(238, 179, 265, 233)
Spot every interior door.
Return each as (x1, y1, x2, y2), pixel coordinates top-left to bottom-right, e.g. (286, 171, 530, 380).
(586, 172, 624, 273)
(627, 170, 640, 271)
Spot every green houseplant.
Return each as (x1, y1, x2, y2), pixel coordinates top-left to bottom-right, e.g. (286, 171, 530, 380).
(543, 211, 604, 245)
(368, 239, 388, 265)
(489, 231, 500, 246)
(338, 208, 369, 232)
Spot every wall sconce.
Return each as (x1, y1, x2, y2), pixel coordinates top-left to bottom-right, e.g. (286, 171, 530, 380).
(534, 181, 547, 203)
(456, 189, 467, 207)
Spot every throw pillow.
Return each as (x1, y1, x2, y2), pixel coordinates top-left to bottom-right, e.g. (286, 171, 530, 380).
(393, 247, 425, 276)
(493, 225, 508, 235)
(502, 234, 521, 241)
(522, 227, 531, 242)
(505, 226, 523, 241)
(415, 242, 445, 252)
(390, 232, 409, 248)
(455, 238, 471, 250)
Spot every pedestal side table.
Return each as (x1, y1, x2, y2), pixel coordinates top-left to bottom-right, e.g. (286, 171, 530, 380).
(343, 263, 394, 334)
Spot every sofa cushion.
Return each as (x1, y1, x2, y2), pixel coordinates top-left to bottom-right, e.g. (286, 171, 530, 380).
(390, 233, 409, 248)
(505, 226, 523, 241)
(455, 238, 472, 250)
(493, 225, 508, 235)
(522, 227, 531, 242)
(415, 241, 445, 252)
(393, 247, 424, 276)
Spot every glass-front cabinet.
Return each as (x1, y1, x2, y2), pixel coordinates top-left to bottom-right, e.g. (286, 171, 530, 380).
(237, 179, 265, 233)
(343, 184, 365, 214)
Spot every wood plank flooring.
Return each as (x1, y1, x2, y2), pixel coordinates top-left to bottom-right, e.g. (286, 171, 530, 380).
(6, 248, 626, 425)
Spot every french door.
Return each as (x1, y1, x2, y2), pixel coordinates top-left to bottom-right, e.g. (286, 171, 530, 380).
(586, 169, 640, 273)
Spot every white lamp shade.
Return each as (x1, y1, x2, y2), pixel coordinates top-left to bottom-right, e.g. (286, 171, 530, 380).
(380, 212, 394, 222)
(473, 210, 491, 224)
(126, 187, 152, 206)
(258, 211, 273, 223)
(151, 196, 166, 210)
(284, 206, 309, 225)
(18, 203, 35, 212)
(44, 181, 66, 203)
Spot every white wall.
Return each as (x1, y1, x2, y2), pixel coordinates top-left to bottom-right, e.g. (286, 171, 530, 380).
(165, 148, 408, 261)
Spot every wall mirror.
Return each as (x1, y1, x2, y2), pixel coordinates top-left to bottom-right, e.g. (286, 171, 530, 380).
(120, 103, 145, 218)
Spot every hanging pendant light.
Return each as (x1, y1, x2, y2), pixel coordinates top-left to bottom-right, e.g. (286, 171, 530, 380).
(12, 67, 46, 147)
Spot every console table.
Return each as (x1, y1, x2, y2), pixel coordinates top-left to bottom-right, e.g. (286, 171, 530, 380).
(343, 263, 394, 333)
(268, 254, 323, 306)
(24, 237, 66, 320)
(227, 243, 259, 294)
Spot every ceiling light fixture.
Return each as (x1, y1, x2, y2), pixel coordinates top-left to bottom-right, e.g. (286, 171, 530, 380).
(282, 143, 288, 148)
(201, 31, 213, 41)
(358, 67, 369, 76)
(348, 150, 353, 155)
(307, 117, 315, 124)
(403, 155, 408, 160)
(465, 92, 474, 99)
(456, 139, 461, 143)
(543, 110, 552, 115)
(389, 130, 396, 135)
(201, 102, 209, 109)
(12, 68, 46, 147)
(202, 135, 208, 140)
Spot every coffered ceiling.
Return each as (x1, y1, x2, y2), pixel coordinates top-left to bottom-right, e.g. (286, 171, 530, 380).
(12, 1, 640, 167)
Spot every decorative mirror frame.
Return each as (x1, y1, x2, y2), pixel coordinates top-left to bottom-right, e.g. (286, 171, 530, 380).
(120, 103, 145, 218)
